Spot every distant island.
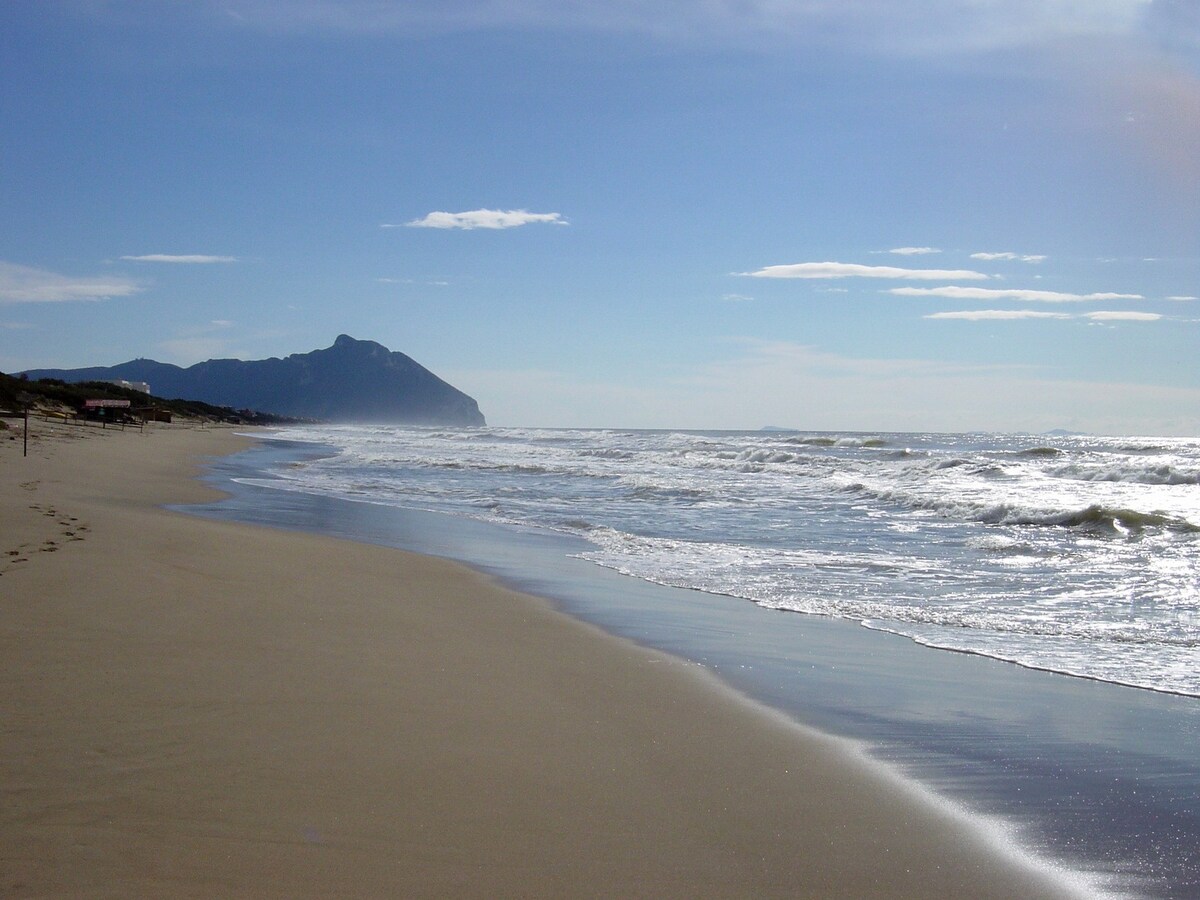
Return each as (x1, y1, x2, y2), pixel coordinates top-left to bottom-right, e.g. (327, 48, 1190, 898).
(20, 335, 486, 427)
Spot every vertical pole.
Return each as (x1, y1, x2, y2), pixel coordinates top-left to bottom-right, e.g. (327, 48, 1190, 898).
(23, 406, 28, 457)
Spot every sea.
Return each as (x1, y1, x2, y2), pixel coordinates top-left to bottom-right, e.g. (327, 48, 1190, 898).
(256, 425, 1199, 698)
(192, 424, 1200, 897)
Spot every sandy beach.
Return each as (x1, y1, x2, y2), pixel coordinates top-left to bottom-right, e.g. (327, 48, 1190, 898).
(0, 419, 1083, 898)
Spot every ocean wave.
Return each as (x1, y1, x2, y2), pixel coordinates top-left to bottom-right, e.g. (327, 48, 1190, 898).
(781, 435, 888, 448)
(988, 503, 1199, 535)
(253, 424, 1200, 699)
(853, 479, 1199, 535)
(784, 436, 838, 447)
(932, 457, 971, 469)
(1017, 446, 1064, 458)
(483, 463, 556, 475)
(966, 534, 1039, 554)
(866, 627, 1200, 698)
(577, 530, 1197, 653)
(582, 448, 636, 460)
(626, 483, 710, 501)
(958, 500, 1197, 535)
(927, 458, 1010, 478)
(737, 448, 800, 464)
(559, 518, 597, 531)
(1050, 462, 1200, 486)
(1115, 442, 1173, 453)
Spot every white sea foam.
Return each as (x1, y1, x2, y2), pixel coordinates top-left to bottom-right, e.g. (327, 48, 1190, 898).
(261, 425, 1200, 698)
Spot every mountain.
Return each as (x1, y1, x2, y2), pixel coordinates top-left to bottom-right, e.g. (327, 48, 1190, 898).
(21, 335, 486, 426)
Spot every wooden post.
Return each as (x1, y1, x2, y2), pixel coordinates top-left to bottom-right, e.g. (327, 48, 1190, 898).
(16, 392, 33, 457)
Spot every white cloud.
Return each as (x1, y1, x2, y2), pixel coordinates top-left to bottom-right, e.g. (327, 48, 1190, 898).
(925, 310, 1071, 320)
(722, 293, 754, 302)
(970, 252, 1048, 263)
(926, 309, 1165, 322)
(396, 209, 568, 230)
(745, 262, 989, 280)
(890, 286, 1144, 302)
(888, 246, 941, 255)
(120, 254, 237, 263)
(1167, 295, 1198, 301)
(0, 261, 141, 304)
(1084, 310, 1162, 321)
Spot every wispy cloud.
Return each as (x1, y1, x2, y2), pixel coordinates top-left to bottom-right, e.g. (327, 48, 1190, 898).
(925, 310, 1071, 321)
(891, 286, 1144, 303)
(1167, 295, 1198, 301)
(745, 262, 989, 280)
(722, 293, 754, 302)
(970, 252, 1047, 263)
(925, 310, 1163, 322)
(120, 254, 238, 263)
(0, 261, 141, 304)
(1084, 310, 1162, 321)
(394, 209, 567, 230)
(888, 246, 941, 255)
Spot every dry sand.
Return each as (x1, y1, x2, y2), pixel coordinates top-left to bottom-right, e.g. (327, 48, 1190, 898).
(0, 417, 1084, 898)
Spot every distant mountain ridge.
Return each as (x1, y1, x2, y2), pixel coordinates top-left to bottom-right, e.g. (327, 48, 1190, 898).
(21, 334, 486, 426)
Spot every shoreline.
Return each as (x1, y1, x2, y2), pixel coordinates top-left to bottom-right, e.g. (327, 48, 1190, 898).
(194, 430, 1200, 899)
(2, 421, 1094, 896)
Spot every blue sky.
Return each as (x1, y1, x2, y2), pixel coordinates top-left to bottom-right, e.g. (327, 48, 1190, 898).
(2, 1, 1198, 434)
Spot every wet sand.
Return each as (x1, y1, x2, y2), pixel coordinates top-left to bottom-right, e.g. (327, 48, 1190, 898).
(0, 419, 1082, 897)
